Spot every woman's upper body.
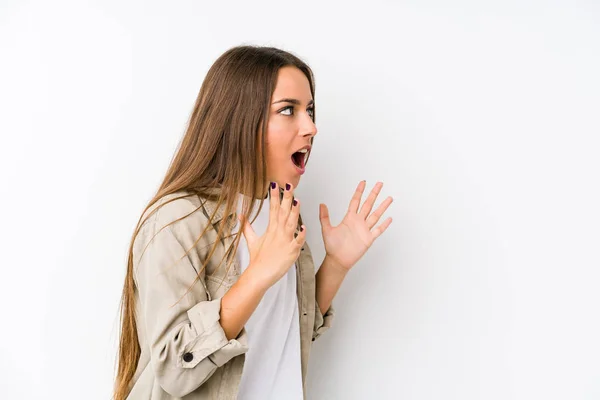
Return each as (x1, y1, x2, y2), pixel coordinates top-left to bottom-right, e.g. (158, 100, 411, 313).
(114, 44, 392, 400)
(126, 189, 334, 399)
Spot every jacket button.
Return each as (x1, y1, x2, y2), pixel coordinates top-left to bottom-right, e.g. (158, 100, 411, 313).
(183, 352, 194, 362)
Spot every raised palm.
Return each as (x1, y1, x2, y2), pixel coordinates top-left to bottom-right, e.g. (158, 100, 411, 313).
(319, 181, 393, 270)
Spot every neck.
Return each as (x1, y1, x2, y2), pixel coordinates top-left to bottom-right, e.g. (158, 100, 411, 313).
(237, 183, 269, 201)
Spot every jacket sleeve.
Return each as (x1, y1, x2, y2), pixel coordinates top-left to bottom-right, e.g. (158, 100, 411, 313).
(134, 216, 248, 397)
(312, 299, 335, 341)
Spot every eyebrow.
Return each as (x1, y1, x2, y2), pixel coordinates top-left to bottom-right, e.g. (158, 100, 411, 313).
(272, 98, 314, 106)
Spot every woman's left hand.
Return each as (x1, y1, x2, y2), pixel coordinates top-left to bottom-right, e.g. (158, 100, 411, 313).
(319, 180, 393, 271)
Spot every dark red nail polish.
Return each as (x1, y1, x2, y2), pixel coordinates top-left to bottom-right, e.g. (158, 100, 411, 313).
(271, 182, 276, 189)
(300, 226, 304, 232)
(293, 199, 298, 206)
(286, 183, 291, 191)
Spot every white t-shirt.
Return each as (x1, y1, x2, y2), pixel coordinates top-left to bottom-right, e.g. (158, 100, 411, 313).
(233, 194, 303, 400)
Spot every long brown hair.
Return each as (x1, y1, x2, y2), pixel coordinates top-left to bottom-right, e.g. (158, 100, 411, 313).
(113, 45, 316, 400)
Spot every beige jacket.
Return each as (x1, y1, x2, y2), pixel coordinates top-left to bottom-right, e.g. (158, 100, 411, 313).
(126, 190, 334, 399)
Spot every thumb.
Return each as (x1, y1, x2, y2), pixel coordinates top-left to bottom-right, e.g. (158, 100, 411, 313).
(319, 203, 332, 231)
(238, 214, 257, 245)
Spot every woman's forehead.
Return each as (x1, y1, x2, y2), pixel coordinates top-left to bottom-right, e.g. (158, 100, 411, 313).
(272, 66, 313, 104)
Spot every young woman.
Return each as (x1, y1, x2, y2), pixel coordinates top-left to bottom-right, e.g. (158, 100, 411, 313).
(114, 45, 393, 400)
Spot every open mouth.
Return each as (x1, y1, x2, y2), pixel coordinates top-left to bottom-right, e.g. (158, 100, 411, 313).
(291, 149, 308, 170)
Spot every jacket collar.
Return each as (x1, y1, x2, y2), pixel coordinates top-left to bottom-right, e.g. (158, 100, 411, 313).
(197, 186, 271, 224)
(197, 187, 232, 224)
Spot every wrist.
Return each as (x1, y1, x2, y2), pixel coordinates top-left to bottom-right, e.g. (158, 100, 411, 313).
(323, 254, 351, 276)
(242, 263, 273, 293)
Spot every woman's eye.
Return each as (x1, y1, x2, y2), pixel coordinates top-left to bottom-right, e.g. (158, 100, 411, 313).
(279, 106, 314, 118)
(279, 106, 293, 116)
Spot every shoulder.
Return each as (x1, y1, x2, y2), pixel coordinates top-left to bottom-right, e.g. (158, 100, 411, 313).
(134, 190, 216, 254)
(136, 191, 212, 238)
(144, 191, 202, 224)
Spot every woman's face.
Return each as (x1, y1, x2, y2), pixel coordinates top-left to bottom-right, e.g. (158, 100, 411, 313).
(265, 66, 318, 190)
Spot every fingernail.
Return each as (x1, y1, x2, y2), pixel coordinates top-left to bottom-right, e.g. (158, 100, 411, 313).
(271, 182, 276, 189)
(300, 226, 304, 232)
(286, 183, 291, 191)
(293, 199, 298, 206)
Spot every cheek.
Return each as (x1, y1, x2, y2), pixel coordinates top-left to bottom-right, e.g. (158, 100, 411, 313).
(266, 121, 291, 161)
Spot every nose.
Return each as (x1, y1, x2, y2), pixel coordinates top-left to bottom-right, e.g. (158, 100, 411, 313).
(299, 112, 318, 138)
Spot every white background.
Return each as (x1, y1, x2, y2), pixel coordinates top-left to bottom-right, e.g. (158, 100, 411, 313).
(1, 1, 599, 399)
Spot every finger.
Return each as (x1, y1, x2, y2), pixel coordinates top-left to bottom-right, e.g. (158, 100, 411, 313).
(319, 203, 332, 231)
(348, 180, 367, 214)
(286, 197, 301, 232)
(268, 181, 280, 229)
(359, 181, 383, 218)
(295, 224, 307, 247)
(371, 217, 392, 240)
(279, 182, 294, 222)
(366, 196, 394, 230)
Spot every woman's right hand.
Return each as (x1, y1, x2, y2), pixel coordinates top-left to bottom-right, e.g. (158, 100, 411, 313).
(238, 181, 306, 289)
